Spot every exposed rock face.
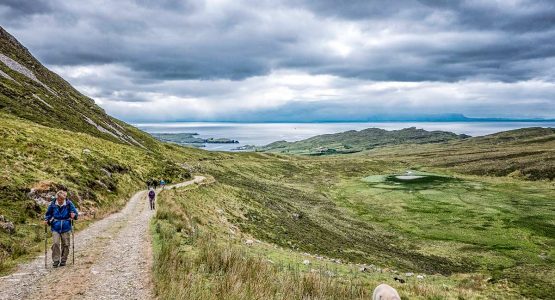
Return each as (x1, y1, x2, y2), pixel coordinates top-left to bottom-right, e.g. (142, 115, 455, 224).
(27, 181, 65, 206)
(26, 181, 83, 207)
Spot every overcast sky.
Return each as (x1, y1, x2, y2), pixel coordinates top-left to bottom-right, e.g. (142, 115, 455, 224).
(2, 0, 554, 122)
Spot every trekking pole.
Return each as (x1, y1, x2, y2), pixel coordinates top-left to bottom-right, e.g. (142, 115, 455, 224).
(44, 223, 48, 269)
(71, 219, 75, 265)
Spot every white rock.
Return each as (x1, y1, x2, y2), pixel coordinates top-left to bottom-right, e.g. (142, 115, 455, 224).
(303, 259, 310, 265)
(245, 239, 254, 245)
(405, 272, 414, 277)
(417, 275, 424, 279)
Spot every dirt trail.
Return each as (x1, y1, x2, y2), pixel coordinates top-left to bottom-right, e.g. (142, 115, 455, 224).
(0, 176, 205, 300)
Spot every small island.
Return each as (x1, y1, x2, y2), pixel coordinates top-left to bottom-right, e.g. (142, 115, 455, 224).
(152, 133, 239, 146)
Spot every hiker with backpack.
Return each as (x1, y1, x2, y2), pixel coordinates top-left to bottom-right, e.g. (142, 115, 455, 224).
(44, 190, 78, 268)
(148, 188, 156, 210)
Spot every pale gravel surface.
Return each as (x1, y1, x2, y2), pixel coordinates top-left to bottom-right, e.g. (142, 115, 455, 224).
(0, 176, 205, 300)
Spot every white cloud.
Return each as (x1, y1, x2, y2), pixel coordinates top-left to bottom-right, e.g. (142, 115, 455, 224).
(51, 64, 555, 121)
(4, 0, 555, 121)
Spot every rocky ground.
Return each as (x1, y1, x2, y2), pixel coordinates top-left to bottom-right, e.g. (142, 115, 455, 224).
(0, 176, 204, 300)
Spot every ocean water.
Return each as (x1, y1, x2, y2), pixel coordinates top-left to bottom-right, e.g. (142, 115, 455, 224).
(134, 122, 555, 151)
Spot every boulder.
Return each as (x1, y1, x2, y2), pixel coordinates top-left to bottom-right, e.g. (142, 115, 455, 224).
(393, 277, 405, 284)
(292, 212, 303, 220)
(0, 218, 15, 234)
(372, 283, 401, 300)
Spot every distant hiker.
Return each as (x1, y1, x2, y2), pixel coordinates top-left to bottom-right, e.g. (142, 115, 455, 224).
(44, 190, 78, 268)
(148, 188, 156, 210)
(372, 283, 401, 300)
(160, 179, 166, 190)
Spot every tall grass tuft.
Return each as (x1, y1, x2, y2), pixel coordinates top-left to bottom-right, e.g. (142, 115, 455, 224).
(153, 227, 371, 300)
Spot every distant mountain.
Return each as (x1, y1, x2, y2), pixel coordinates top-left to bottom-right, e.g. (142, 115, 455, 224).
(0, 26, 157, 149)
(260, 127, 470, 154)
(353, 113, 555, 122)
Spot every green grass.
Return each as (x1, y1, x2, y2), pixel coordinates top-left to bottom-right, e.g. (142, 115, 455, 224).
(151, 173, 516, 298)
(1, 105, 553, 298)
(0, 113, 192, 273)
(151, 148, 553, 299)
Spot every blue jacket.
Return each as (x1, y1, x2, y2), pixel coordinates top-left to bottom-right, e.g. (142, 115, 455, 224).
(44, 199, 79, 233)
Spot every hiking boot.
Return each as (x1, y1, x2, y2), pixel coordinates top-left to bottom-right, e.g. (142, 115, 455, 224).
(52, 261, 60, 268)
(59, 261, 66, 267)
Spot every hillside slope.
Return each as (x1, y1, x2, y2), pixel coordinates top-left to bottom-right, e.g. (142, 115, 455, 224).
(367, 127, 555, 180)
(0, 26, 157, 149)
(261, 127, 469, 154)
(0, 112, 195, 273)
(152, 147, 554, 299)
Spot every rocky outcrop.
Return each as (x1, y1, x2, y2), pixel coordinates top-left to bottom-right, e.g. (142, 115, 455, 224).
(0, 215, 15, 234)
(27, 180, 66, 206)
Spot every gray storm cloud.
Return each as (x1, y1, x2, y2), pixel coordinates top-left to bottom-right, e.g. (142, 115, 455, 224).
(1, 0, 554, 121)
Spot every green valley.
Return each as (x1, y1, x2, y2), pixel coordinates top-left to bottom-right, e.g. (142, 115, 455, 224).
(151, 140, 555, 299)
(0, 25, 554, 300)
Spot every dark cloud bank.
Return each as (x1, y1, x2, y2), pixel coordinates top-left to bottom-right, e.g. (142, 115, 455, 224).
(1, 0, 554, 121)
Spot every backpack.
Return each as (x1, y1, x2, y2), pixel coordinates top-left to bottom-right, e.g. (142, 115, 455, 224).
(148, 190, 155, 198)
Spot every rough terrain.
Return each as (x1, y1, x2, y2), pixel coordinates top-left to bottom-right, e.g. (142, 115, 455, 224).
(0, 176, 205, 300)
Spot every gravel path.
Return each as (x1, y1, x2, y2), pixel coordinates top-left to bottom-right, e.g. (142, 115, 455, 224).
(0, 176, 205, 300)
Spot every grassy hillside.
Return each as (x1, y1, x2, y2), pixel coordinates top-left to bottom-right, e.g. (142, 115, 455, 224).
(152, 145, 554, 299)
(260, 127, 469, 155)
(366, 127, 555, 180)
(1, 24, 553, 300)
(0, 113, 193, 273)
(2, 111, 553, 298)
(0, 26, 158, 150)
